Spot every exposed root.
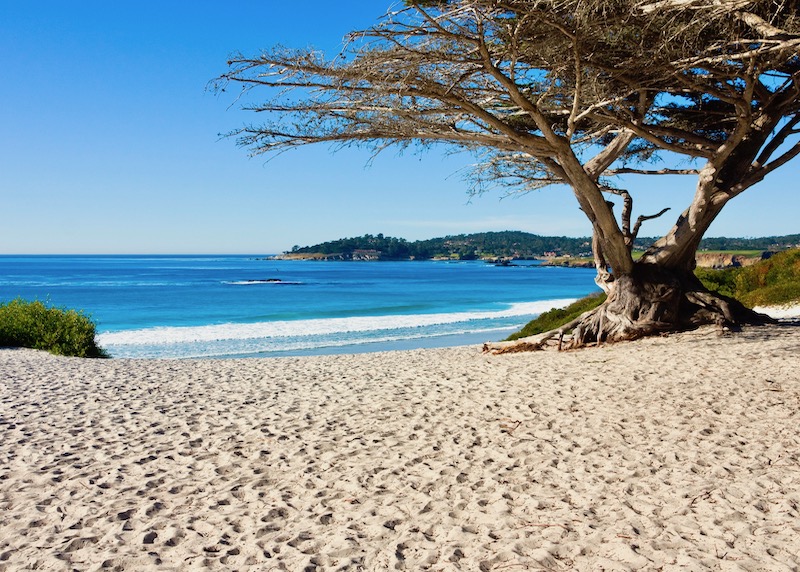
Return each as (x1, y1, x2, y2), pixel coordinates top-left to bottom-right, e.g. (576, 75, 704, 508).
(483, 313, 589, 354)
(484, 265, 775, 354)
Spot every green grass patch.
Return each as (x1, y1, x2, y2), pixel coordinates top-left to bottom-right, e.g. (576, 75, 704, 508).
(506, 292, 606, 341)
(0, 298, 108, 358)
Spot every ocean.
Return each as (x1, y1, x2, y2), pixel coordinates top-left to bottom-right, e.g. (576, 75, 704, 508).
(0, 255, 600, 358)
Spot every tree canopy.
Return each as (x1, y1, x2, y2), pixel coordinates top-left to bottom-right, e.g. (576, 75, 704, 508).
(215, 0, 800, 346)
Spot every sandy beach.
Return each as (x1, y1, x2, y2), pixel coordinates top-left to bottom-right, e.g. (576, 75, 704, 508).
(1, 321, 799, 571)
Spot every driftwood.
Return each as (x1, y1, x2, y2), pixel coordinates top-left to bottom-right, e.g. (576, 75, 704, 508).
(483, 313, 588, 354)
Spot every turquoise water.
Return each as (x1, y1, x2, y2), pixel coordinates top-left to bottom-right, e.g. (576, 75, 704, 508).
(0, 255, 599, 358)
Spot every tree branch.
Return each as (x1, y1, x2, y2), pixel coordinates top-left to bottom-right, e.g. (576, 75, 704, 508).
(602, 113, 715, 158)
(736, 140, 800, 194)
(603, 188, 634, 245)
(754, 114, 800, 166)
(584, 130, 637, 178)
(632, 208, 671, 241)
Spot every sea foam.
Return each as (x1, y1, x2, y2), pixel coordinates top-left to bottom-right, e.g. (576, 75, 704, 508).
(97, 299, 575, 358)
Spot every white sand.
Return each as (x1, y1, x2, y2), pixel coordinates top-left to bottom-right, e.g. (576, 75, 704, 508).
(1, 323, 799, 571)
(754, 303, 800, 320)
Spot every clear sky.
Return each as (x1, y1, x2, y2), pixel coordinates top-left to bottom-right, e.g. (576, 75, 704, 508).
(2, 1, 797, 254)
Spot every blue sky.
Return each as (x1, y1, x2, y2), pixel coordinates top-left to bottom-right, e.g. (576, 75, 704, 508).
(1, 1, 797, 254)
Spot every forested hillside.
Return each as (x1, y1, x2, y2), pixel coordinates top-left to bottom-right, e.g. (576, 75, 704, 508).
(280, 232, 800, 261)
(634, 234, 800, 252)
(281, 230, 800, 260)
(283, 231, 592, 260)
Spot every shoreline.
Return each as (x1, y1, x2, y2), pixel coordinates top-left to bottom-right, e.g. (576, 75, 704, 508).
(96, 302, 799, 360)
(2, 322, 800, 570)
(95, 298, 583, 360)
(209, 328, 521, 359)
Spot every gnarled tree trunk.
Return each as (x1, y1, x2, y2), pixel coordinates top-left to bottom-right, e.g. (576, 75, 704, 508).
(485, 261, 772, 354)
(567, 138, 777, 347)
(570, 263, 768, 347)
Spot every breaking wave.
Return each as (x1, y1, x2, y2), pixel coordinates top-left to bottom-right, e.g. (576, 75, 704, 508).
(97, 299, 575, 359)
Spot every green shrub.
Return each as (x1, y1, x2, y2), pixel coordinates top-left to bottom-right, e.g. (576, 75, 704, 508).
(739, 282, 800, 307)
(694, 267, 739, 298)
(507, 292, 606, 341)
(0, 298, 108, 358)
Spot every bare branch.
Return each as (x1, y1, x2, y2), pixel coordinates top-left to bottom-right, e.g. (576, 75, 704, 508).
(603, 188, 634, 244)
(602, 112, 716, 158)
(632, 208, 672, 241)
(734, 10, 794, 39)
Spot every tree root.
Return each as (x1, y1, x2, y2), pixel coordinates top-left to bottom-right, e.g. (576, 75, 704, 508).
(483, 313, 590, 354)
(484, 270, 776, 355)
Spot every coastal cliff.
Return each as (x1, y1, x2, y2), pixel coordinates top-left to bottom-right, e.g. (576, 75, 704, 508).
(694, 252, 770, 268)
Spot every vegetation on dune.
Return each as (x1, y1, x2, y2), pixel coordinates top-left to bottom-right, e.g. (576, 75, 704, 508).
(0, 298, 108, 358)
(695, 248, 800, 308)
(506, 293, 607, 341)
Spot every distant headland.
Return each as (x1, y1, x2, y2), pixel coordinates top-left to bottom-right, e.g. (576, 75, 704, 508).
(272, 231, 800, 267)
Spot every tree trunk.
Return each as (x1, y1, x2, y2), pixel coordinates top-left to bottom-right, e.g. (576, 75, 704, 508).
(570, 262, 769, 347)
(485, 261, 773, 354)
